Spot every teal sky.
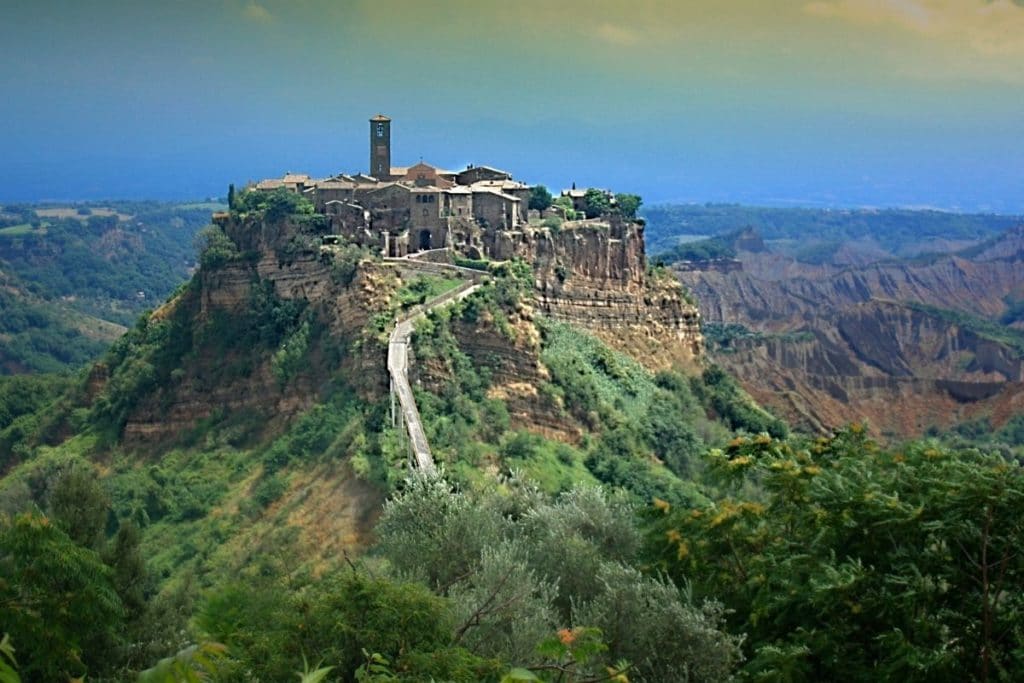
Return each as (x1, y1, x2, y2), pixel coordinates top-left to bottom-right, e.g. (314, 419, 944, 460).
(2, 0, 1023, 210)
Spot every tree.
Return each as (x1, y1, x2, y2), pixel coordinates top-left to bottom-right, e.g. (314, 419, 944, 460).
(375, 472, 510, 592)
(264, 187, 314, 221)
(227, 183, 236, 211)
(645, 428, 1024, 681)
(103, 520, 148, 624)
(529, 185, 553, 212)
(0, 513, 124, 680)
(199, 572, 501, 681)
(377, 477, 742, 682)
(48, 461, 109, 549)
(448, 542, 559, 664)
(582, 189, 611, 219)
(552, 196, 578, 220)
(614, 193, 642, 220)
(573, 564, 741, 682)
(194, 224, 240, 269)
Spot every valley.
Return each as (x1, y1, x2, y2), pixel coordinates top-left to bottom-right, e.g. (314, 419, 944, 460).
(0, 201, 213, 373)
(649, 209, 1024, 441)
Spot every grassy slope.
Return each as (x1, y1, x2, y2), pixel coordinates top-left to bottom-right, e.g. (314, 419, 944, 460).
(0, 235, 792, 676)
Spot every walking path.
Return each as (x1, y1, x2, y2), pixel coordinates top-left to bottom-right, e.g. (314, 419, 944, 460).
(385, 255, 485, 471)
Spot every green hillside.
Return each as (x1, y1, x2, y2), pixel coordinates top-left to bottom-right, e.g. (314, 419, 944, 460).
(0, 201, 212, 374)
(1, 200, 1022, 681)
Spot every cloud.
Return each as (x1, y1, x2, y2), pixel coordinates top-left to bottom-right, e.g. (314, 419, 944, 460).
(593, 23, 641, 47)
(803, 0, 1024, 59)
(243, 2, 273, 24)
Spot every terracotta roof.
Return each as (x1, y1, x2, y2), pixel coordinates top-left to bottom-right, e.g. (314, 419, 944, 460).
(471, 180, 530, 191)
(282, 173, 311, 183)
(315, 181, 359, 190)
(368, 182, 411, 194)
(473, 188, 521, 202)
(389, 166, 409, 176)
(255, 179, 285, 190)
(563, 189, 587, 198)
(370, 114, 391, 122)
(459, 165, 511, 177)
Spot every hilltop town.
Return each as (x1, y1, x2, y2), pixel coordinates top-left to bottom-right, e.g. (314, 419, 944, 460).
(242, 114, 626, 259)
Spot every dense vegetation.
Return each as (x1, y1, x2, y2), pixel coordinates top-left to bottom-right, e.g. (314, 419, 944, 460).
(656, 234, 737, 264)
(0, 201, 214, 374)
(702, 322, 815, 353)
(2, 198, 1023, 681)
(903, 301, 1024, 356)
(647, 427, 1024, 681)
(0, 286, 112, 373)
(927, 413, 1024, 458)
(642, 203, 1022, 255)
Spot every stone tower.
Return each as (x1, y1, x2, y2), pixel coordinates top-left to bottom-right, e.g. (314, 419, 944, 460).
(369, 114, 391, 180)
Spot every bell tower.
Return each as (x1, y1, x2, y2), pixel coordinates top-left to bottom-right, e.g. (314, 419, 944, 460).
(369, 114, 391, 180)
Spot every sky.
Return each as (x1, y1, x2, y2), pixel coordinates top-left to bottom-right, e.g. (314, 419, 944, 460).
(1, 0, 1023, 211)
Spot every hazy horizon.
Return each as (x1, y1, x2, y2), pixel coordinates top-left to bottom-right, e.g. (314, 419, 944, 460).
(3, 1, 1023, 212)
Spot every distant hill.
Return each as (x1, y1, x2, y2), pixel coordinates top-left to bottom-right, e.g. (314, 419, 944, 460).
(643, 203, 1023, 257)
(0, 201, 216, 373)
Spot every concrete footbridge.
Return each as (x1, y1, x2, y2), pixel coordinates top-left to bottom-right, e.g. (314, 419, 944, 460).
(385, 253, 485, 471)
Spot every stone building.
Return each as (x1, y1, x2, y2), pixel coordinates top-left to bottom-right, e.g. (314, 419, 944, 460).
(251, 114, 541, 257)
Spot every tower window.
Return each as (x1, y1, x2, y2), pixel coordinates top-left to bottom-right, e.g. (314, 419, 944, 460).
(376, 123, 384, 138)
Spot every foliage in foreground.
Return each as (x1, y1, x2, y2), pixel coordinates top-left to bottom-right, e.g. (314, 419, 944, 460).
(373, 475, 742, 682)
(646, 426, 1024, 682)
(190, 476, 743, 682)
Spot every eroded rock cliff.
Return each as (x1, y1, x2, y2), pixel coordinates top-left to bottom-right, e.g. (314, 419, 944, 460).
(676, 227, 1024, 438)
(121, 215, 398, 446)
(118, 212, 701, 447)
(502, 219, 703, 371)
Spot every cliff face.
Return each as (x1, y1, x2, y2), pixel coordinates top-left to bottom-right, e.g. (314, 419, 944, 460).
(676, 228, 1024, 438)
(497, 220, 703, 371)
(121, 215, 397, 446)
(413, 308, 583, 444)
(120, 212, 702, 446)
(687, 240, 1024, 326)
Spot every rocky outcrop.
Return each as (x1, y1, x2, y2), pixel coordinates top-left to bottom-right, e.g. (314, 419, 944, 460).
(501, 219, 702, 370)
(121, 216, 398, 446)
(676, 229, 1024, 438)
(455, 314, 582, 443)
(122, 209, 705, 446)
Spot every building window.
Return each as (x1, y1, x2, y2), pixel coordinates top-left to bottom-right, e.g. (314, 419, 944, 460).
(376, 123, 384, 138)
(422, 208, 428, 216)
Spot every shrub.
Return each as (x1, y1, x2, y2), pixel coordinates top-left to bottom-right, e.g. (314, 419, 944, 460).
(194, 225, 240, 269)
